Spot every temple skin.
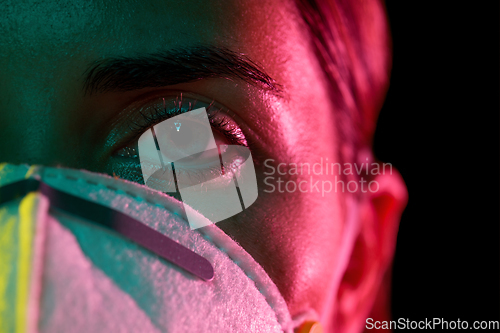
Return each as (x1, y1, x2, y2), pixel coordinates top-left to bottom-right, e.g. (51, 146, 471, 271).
(0, 0, 407, 332)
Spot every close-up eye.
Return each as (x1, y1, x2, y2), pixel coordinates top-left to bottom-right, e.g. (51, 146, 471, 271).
(4, 1, 490, 332)
(110, 93, 250, 194)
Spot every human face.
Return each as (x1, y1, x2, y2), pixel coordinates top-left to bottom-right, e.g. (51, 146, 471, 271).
(0, 0, 351, 327)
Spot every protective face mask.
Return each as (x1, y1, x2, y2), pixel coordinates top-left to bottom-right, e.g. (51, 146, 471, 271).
(0, 163, 319, 333)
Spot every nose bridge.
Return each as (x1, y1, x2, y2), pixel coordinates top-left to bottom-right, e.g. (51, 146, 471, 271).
(0, 0, 104, 167)
(0, 60, 82, 166)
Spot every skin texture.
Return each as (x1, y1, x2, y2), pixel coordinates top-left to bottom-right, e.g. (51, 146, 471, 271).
(0, 0, 407, 332)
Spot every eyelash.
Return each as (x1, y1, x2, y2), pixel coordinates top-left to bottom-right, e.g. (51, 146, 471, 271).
(126, 94, 248, 148)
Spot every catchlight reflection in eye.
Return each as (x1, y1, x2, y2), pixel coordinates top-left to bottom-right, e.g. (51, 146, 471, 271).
(137, 107, 258, 229)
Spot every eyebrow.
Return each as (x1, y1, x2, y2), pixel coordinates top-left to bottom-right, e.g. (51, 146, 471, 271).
(83, 46, 281, 95)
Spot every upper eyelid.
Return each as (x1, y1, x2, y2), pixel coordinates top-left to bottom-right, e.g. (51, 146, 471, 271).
(125, 95, 208, 136)
(128, 97, 219, 137)
(118, 94, 248, 151)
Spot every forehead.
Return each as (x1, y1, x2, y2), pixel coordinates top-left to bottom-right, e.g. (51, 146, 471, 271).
(0, 0, 223, 54)
(0, 0, 317, 107)
(0, 0, 299, 64)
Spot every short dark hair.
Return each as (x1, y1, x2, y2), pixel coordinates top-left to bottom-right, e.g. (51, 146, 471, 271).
(295, 0, 392, 165)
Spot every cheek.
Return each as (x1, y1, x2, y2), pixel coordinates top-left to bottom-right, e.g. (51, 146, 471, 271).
(238, 107, 345, 312)
(245, 169, 345, 315)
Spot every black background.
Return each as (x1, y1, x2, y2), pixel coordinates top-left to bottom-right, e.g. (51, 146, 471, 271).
(373, 3, 499, 329)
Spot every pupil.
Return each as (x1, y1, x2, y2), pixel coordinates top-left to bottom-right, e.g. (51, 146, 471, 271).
(170, 122, 195, 148)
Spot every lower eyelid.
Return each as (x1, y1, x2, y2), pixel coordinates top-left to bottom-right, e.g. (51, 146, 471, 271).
(112, 146, 246, 190)
(115, 146, 139, 158)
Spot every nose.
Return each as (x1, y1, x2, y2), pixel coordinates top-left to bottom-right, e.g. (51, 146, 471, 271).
(0, 71, 92, 168)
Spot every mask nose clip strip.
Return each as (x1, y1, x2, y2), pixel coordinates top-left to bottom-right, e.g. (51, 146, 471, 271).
(0, 178, 214, 281)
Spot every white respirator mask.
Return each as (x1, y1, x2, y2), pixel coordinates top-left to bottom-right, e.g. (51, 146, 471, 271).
(0, 162, 324, 332)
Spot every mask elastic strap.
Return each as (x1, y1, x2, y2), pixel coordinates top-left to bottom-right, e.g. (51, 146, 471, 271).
(0, 178, 214, 281)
